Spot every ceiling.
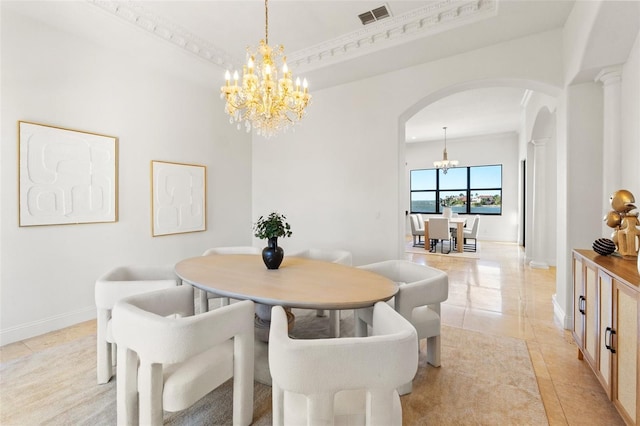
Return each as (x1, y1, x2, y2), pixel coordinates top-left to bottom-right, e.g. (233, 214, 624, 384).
(7, 0, 575, 142)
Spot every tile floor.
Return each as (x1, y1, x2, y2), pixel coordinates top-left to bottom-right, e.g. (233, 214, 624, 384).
(0, 240, 625, 424)
(405, 240, 624, 425)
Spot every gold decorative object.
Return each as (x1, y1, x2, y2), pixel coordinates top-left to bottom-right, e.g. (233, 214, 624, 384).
(604, 189, 639, 259)
(220, 0, 311, 138)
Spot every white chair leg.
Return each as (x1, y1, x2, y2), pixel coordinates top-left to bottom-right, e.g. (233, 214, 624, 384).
(272, 383, 284, 426)
(355, 311, 368, 337)
(111, 342, 117, 367)
(96, 309, 112, 384)
(427, 335, 441, 367)
(329, 311, 340, 337)
(233, 331, 254, 426)
(117, 346, 139, 426)
(199, 288, 209, 313)
(397, 380, 413, 395)
(138, 361, 164, 426)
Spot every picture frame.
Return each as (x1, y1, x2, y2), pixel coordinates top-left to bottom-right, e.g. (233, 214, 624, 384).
(151, 160, 206, 236)
(18, 121, 118, 227)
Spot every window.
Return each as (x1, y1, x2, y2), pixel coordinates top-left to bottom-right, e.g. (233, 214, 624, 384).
(410, 165, 502, 215)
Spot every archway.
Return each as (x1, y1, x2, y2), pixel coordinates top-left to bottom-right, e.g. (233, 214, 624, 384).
(396, 78, 560, 258)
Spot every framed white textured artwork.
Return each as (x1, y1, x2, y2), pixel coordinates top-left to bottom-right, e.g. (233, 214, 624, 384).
(18, 121, 118, 227)
(151, 160, 206, 236)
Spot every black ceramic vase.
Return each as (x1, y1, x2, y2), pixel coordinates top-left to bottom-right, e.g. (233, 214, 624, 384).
(262, 237, 284, 269)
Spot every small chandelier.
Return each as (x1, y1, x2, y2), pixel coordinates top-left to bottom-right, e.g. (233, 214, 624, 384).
(433, 126, 458, 174)
(220, 0, 311, 138)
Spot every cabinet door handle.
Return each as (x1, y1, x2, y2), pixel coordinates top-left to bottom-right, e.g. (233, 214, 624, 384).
(578, 295, 586, 315)
(605, 327, 617, 353)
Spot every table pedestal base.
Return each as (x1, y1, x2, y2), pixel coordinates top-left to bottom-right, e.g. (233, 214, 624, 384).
(254, 303, 295, 342)
(254, 339, 271, 385)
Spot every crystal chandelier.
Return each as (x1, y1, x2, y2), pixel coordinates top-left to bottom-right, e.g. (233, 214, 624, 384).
(220, 0, 311, 138)
(433, 126, 458, 174)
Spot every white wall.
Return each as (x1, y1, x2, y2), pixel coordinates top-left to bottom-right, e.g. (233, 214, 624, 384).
(557, 2, 639, 328)
(0, 6, 253, 344)
(405, 133, 519, 242)
(253, 30, 564, 266)
(621, 33, 640, 193)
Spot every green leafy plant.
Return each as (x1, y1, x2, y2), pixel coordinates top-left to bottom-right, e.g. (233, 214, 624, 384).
(253, 212, 293, 240)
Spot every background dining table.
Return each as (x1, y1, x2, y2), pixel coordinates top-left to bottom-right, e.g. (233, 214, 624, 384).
(424, 217, 467, 253)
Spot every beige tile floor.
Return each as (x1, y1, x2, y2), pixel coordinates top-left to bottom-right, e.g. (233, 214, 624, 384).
(0, 240, 624, 425)
(405, 240, 623, 425)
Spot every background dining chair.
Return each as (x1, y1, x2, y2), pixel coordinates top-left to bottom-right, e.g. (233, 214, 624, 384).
(463, 215, 480, 251)
(409, 214, 425, 247)
(428, 217, 452, 253)
(94, 265, 180, 384)
(112, 286, 254, 426)
(355, 260, 448, 394)
(269, 302, 417, 426)
(199, 246, 261, 312)
(289, 248, 352, 337)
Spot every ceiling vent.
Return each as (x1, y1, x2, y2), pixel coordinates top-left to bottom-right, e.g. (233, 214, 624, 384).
(358, 5, 391, 25)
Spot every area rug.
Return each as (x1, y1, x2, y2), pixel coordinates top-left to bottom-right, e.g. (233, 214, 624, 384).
(0, 310, 545, 425)
(405, 243, 480, 259)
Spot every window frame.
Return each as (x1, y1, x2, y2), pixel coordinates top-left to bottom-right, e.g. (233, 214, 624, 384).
(410, 164, 502, 215)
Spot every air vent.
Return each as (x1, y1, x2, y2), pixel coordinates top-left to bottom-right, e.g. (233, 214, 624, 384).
(358, 4, 391, 25)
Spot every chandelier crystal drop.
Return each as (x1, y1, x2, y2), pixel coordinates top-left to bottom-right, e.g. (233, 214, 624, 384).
(433, 126, 459, 174)
(220, 0, 311, 138)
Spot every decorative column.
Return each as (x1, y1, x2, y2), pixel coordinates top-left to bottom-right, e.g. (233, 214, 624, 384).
(595, 66, 622, 238)
(530, 139, 549, 269)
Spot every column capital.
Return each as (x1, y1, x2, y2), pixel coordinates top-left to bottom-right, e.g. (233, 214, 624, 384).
(595, 65, 622, 85)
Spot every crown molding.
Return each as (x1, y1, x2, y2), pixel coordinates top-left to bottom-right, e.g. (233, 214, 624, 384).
(288, 0, 498, 72)
(88, 0, 497, 73)
(88, 0, 236, 70)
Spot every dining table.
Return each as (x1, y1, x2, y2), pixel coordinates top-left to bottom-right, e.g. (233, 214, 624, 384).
(424, 217, 467, 253)
(174, 253, 398, 384)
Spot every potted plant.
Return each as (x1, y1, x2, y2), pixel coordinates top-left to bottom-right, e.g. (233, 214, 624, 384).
(253, 212, 293, 269)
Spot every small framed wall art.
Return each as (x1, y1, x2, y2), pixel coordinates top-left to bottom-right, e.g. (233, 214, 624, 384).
(151, 160, 206, 236)
(18, 121, 119, 227)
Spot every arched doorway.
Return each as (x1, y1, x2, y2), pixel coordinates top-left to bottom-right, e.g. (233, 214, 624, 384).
(396, 78, 560, 259)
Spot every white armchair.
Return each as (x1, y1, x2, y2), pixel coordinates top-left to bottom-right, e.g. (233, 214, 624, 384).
(94, 265, 180, 384)
(112, 285, 254, 426)
(199, 246, 261, 312)
(269, 302, 417, 426)
(355, 260, 448, 394)
(289, 248, 353, 337)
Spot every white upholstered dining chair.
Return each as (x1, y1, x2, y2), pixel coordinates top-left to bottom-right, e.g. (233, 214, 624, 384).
(355, 260, 448, 394)
(269, 302, 418, 426)
(112, 285, 255, 426)
(463, 215, 480, 251)
(428, 217, 452, 254)
(289, 248, 353, 336)
(409, 214, 425, 247)
(199, 246, 261, 313)
(94, 265, 180, 384)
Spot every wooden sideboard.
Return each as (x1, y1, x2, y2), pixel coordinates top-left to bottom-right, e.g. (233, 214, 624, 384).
(572, 249, 640, 425)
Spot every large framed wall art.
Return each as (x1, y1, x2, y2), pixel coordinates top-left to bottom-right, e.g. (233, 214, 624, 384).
(18, 121, 119, 227)
(151, 160, 206, 236)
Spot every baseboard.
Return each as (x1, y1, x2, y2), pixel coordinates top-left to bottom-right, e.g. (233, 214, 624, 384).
(0, 306, 96, 346)
(552, 294, 571, 330)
